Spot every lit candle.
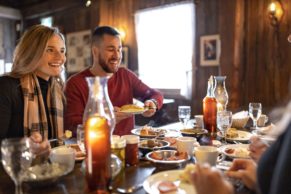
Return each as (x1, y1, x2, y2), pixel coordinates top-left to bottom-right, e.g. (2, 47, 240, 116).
(85, 116, 111, 192)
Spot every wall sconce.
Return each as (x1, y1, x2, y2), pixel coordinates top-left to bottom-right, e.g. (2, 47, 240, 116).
(85, 0, 91, 7)
(117, 27, 127, 44)
(268, 1, 284, 27)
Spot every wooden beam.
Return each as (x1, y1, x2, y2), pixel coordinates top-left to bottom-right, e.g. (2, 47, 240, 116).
(0, 5, 21, 20)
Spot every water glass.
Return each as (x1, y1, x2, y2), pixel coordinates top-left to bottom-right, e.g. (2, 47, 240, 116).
(178, 106, 191, 128)
(217, 111, 232, 143)
(77, 124, 85, 153)
(1, 138, 33, 194)
(249, 103, 262, 134)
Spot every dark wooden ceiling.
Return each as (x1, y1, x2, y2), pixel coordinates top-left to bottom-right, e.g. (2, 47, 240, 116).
(0, 0, 48, 9)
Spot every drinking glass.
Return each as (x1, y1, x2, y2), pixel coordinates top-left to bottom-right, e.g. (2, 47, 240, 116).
(178, 106, 191, 128)
(77, 124, 86, 153)
(217, 111, 232, 143)
(249, 102, 262, 134)
(1, 138, 33, 194)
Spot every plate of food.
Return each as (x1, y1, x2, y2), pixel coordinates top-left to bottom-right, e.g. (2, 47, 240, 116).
(143, 166, 196, 194)
(139, 139, 170, 156)
(217, 128, 252, 142)
(119, 104, 147, 114)
(180, 128, 208, 140)
(23, 162, 71, 187)
(131, 125, 168, 138)
(220, 144, 250, 159)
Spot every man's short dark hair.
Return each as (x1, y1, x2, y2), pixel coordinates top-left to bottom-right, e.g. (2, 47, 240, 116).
(92, 26, 120, 45)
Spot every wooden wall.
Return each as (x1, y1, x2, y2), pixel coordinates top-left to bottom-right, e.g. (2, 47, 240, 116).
(20, 0, 291, 117)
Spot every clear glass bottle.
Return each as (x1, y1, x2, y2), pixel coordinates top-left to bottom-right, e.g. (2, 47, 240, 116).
(213, 76, 229, 112)
(83, 77, 115, 193)
(203, 76, 217, 137)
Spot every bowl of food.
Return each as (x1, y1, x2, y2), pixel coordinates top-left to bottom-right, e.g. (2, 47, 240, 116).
(180, 128, 208, 140)
(139, 139, 170, 156)
(146, 150, 190, 169)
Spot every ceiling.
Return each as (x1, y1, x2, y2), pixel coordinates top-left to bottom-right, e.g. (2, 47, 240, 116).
(0, 0, 47, 9)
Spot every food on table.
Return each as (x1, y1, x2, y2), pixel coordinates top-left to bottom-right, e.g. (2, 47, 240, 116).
(233, 147, 250, 158)
(24, 163, 67, 180)
(163, 137, 177, 146)
(140, 125, 166, 136)
(150, 151, 188, 161)
(140, 139, 163, 148)
(67, 144, 86, 158)
(179, 163, 196, 183)
(65, 130, 72, 138)
(157, 180, 178, 193)
(225, 148, 235, 154)
(120, 104, 144, 112)
(226, 128, 239, 138)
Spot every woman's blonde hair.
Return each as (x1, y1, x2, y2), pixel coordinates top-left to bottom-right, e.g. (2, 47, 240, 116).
(10, 24, 65, 78)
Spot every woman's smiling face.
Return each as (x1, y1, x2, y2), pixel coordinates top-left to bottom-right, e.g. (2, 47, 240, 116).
(35, 34, 66, 80)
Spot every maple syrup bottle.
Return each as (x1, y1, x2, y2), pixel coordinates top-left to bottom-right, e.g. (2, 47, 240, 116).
(203, 76, 217, 137)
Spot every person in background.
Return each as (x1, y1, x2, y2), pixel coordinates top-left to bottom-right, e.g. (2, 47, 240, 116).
(0, 25, 66, 155)
(64, 26, 163, 136)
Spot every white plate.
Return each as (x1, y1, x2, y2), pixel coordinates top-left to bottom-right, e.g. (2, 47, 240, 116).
(143, 170, 196, 194)
(220, 144, 250, 159)
(217, 130, 252, 142)
(119, 108, 147, 114)
(131, 128, 167, 138)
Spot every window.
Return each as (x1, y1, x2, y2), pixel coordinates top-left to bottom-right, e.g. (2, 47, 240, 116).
(41, 16, 53, 27)
(135, 2, 194, 97)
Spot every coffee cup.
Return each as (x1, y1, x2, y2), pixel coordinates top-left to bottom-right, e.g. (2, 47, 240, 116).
(177, 137, 197, 157)
(194, 146, 218, 166)
(257, 114, 268, 127)
(195, 115, 204, 128)
(50, 146, 75, 172)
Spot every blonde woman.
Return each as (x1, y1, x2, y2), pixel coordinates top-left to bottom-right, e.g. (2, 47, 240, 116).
(0, 25, 66, 155)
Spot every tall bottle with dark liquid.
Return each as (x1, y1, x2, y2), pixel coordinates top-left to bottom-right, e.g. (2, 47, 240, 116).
(83, 77, 115, 193)
(203, 76, 217, 138)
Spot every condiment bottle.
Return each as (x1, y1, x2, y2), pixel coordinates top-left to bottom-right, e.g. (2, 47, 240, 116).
(203, 76, 217, 137)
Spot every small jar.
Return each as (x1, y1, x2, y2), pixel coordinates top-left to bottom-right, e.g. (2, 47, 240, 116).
(121, 135, 140, 166)
(111, 136, 126, 168)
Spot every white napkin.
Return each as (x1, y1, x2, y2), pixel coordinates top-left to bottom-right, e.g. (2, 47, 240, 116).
(233, 111, 249, 118)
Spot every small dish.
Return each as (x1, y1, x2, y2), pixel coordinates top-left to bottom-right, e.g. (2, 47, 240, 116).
(146, 150, 190, 169)
(131, 128, 167, 138)
(139, 139, 170, 156)
(180, 128, 208, 140)
(220, 144, 250, 159)
(217, 130, 252, 142)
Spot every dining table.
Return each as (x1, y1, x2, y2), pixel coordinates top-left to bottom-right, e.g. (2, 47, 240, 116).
(0, 121, 255, 194)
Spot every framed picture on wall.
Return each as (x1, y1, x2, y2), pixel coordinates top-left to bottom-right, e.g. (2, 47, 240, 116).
(200, 34, 220, 66)
(120, 46, 129, 68)
(66, 30, 91, 73)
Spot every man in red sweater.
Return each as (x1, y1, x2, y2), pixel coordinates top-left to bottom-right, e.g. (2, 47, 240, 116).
(64, 26, 163, 136)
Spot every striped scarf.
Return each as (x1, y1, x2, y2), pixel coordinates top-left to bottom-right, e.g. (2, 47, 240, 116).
(20, 74, 64, 139)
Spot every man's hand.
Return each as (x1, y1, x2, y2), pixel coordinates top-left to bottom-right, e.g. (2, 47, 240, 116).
(142, 100, 157, 117)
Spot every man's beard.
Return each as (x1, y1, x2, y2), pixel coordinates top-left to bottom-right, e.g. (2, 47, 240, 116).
(99, 55, 119, 73)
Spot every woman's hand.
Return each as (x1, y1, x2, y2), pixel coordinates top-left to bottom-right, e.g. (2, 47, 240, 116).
(226, 159, 257, 190)
(29, 132, 51, 156)
(190, 164, 234, 194)
(142, 100, 157, 117)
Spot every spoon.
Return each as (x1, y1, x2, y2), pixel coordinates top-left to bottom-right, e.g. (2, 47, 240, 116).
(117, 183, 143, 193)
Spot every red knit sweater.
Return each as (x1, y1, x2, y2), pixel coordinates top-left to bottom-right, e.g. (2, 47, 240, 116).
(64, 67, 163, 136)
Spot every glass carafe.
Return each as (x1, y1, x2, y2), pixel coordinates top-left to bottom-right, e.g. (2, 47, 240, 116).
(83, 77, 115, 193)
(213, 76, 228, 112)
